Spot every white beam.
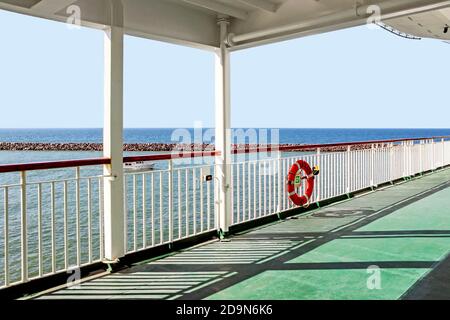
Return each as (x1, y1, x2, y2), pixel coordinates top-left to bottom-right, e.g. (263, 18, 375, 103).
(0, 0, 220, 49)
(103, 0, 125, 262)
(237, 0, 279, 13)
(215, 17, 232, 235)
(182, 0, 248, 20)
(229, 0, 450, 47)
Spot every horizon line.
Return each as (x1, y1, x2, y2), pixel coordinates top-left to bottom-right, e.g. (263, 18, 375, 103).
(1, 127, 450, 130)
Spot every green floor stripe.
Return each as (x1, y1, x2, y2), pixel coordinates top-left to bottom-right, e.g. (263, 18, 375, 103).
(206, 269, 429, 300)
(357, 187, 450, 232)
(287, 237, 450, 263)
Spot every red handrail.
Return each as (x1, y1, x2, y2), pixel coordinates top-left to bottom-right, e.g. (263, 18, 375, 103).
(0, 158, 111, 174)
(0, 151, 219, 174)
(233, 136, 450, 154)
(0, 135, 448, 174)
(123, 150, 219, 163)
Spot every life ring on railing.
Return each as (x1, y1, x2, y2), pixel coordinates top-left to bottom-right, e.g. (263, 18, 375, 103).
(286, 160, 317, 208)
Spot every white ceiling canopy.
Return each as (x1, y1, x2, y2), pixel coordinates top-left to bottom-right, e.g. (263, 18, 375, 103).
(386, 7, 450, 39)
(0, 0, 449, 50)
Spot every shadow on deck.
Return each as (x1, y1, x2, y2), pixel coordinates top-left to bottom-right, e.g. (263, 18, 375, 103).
(34, 168, 450, 300)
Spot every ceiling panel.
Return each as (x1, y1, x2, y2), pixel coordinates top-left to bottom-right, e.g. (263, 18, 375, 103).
(386, 7, 450, 40)
(1, 0, 450, 50)
(0, 0, 42, 9)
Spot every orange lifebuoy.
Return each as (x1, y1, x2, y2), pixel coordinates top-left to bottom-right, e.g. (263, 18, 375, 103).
(287, 160, 315, 208)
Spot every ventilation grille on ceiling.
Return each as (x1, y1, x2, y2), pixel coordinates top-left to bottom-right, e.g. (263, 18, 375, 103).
(0, 0, 42, 9)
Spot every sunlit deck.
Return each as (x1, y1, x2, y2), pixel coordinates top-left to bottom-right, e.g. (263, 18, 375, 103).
(32, 167, 450, 300)
(2, 0, 450, 301)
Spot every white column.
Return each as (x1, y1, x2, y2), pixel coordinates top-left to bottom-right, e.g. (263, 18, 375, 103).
(103, 0, 125, 261)
(215, 16, 232, 235)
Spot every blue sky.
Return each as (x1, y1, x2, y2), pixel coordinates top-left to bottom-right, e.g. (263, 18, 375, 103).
(0, 8, 449, 129)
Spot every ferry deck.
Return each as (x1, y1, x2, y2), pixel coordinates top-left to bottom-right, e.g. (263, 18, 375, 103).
(33, 167, 450, 300)
(0, 0, 450, 300)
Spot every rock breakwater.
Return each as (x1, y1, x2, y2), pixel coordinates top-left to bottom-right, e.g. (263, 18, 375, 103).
(0, 142, 387, 152)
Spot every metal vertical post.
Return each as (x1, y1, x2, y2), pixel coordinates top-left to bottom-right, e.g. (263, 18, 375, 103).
(402, 142, 407, 178)
(20, 171, 27, 283)
(389, 143, 394, 181)
(408, 141, 411, 176)
(277, 151, 282, 212)
(370, 144, 374, 187)
(215, 15, 232, 236)
(168, 159, 174, 243)
(4, 187, 9, 286)
(103, 0, 125, 262)
(316, 148, 321, 202)
(75, 167, 81, 265)
(346, 145, 351, 194)
(419, 140, 423, 174)
(432, 139, 435, 170)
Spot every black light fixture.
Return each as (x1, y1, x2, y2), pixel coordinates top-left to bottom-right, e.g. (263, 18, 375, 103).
(444, 25, 449, 34)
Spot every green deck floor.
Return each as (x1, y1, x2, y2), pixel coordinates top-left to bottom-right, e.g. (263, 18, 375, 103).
(35, 168, 450, 300)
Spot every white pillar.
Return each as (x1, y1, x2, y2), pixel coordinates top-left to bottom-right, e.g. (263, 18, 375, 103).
(103, 0, 125, 261)
(215, 16, 232, 235)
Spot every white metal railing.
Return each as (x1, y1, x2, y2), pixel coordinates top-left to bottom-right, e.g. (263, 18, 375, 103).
(0, 165, 106, 289)
(230, 139, 450, 225)
(0, 137, 449, 290)
(123, 161, 216, 254)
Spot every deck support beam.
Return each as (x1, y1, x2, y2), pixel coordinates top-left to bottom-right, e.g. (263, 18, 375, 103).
(215, 16, 232, 235)
(103, 0, 125, 262)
